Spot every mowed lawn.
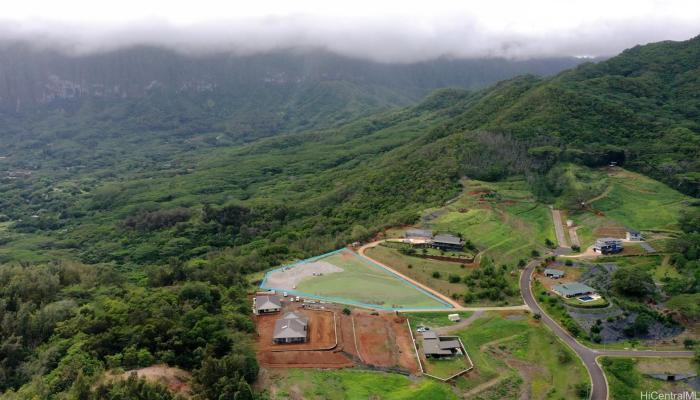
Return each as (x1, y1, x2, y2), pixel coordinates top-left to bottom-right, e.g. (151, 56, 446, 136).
(428, 179, 553, 266)
(265, 369, 458, 400)
(451, 312, 590, 399)
(364, 245, 468, 298)
(294, 250, 447, 309)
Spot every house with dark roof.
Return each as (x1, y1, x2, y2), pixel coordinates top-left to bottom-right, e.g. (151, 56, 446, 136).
(421, 331, 463, 358)
(254, 295, 281, 314)
(273, 312, 308, 344)
(431, 234, 465, 251)
(406, 228, 434, 239)
(552, 282, 596, 298)
(593, 237, 623, 254)
(544, 268, 565, 279)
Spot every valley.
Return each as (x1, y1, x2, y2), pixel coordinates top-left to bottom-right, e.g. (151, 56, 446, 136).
(0, 34, 699, 400)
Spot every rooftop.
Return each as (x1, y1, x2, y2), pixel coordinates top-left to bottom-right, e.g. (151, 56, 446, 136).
(553, 282, 596, 296)
(422, 335, 461, 356)
(273, 312, 308, 339)
(544, 268, 565, 277)
(432, 234, 464, 245)
(255, 295, 281, 311)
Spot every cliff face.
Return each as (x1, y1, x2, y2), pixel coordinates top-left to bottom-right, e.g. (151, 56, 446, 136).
(0, 44, 583, 113)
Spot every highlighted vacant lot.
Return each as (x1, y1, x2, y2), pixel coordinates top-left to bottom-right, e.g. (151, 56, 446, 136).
(261, 249, 451, 310)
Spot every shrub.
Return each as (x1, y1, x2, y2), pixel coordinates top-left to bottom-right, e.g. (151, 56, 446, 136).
(342, 307, 351, 315)
(432, 271, 441, 279)
(448, 274, 461, 283)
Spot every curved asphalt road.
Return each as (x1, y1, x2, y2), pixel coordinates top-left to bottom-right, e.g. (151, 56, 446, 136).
(521, 260, 695, 400)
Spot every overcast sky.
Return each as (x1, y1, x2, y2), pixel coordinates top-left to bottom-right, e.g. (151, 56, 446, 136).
(1, 0, 699, 62)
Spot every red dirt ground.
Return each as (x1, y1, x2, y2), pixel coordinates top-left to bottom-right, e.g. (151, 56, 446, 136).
(254, 302, 418, 373)
(255, 306, 336, 352)
(353, 310, 419, 373)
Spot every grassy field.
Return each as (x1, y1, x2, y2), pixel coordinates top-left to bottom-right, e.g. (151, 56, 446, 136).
(404, 311, 473, 328)
(449, 312, 589, 399)
(567, 168, 691, 249)
(263, 369, 459, 400)
(425, 178, 554, 267)
(364, 245, 469, 298)
(292, 250, 448, 309)
(602, 357, 699, 400)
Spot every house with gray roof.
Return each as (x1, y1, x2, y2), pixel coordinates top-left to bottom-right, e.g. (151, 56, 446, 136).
(421, 331, 463, 358)
(552, 282, 596, 298)
(431, 234, 465, 251)
(254, 295, 281, 314)
(273, 312, 308, 344)
(406, 228, 433, 239)
(544, 268, 565, 279)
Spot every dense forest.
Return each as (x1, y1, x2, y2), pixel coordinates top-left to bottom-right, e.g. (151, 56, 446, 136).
(0, 36, 698, 398)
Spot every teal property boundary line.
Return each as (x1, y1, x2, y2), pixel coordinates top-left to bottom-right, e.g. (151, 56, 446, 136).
(259, 248, 453, 311)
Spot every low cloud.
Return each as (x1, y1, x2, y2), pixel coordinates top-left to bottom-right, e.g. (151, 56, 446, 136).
(0, 12, 698, 62)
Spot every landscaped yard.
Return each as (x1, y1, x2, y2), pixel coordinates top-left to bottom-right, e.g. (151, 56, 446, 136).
(425, 178, 554, 267)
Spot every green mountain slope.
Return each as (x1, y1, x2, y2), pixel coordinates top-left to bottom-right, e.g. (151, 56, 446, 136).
(0, 37, 698, 399)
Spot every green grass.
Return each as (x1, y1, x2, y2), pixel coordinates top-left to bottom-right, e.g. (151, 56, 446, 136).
(591, 170, 690, 231)
(365, 246, 469, 299)
(267, 369, 459, 400)
(565, 168, 691, 249)
(423, 356, 470, 380)
(292, 250, 447, 309)
(427, 178, 553, 267)
(452, 312, 589, 398)
(404, 311, 473, 328)
(602, 357, 699, 400)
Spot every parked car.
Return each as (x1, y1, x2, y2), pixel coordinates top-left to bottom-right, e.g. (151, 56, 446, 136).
(416, 326, 430, 333)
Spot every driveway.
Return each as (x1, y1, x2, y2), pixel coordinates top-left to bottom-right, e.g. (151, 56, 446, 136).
(521, 261, 694, 399)
(551, 208, 570, 248)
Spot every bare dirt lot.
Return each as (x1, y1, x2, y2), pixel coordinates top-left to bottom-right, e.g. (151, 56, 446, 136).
(264, 260, 343, 290)
(103, 365, 192, 397)
(352, 309, 419, 373)
(255, 307, 337, 352)
(254, 301, 418, 373)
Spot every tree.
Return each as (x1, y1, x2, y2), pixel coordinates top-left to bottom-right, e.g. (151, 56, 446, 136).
(612, 268, 655, 297)
(342, 307, 351, 315)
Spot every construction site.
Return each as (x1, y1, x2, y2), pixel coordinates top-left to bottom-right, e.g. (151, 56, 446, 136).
(253, 294, 419, 374)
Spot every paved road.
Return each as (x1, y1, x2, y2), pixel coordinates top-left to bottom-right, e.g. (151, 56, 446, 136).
(551, 208, 569, 248)
(521, 261, 694, 400)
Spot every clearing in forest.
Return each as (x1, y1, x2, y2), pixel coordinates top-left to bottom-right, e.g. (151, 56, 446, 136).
(261, 248, 451, 310)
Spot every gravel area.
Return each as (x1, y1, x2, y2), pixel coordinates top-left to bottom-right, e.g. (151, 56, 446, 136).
(265, 261, 343, 290)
